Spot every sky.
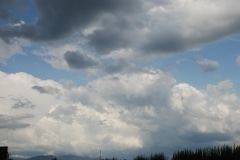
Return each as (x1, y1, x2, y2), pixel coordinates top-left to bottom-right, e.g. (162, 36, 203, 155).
(0, 0, 240, 159)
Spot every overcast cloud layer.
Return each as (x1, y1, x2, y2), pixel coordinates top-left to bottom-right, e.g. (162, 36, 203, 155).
(0, 0, 240, 158)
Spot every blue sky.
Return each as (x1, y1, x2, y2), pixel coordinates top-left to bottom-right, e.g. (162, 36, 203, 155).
(0, 0, 240, 159)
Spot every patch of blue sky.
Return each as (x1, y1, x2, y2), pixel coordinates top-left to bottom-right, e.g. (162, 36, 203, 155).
(149, 34, 240, 95)
(0, 53, 87, 86)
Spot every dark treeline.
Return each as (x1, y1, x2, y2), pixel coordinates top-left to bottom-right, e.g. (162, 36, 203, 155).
(103, 145, 240, 160)
(133, 153, 167, 160)
(172, 145, 240, 160)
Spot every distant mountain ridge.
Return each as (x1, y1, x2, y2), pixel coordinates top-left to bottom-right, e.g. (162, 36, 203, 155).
(28, 155, 56, 160)
(58, 155, 96, 160)
(14, 155, 96, 160)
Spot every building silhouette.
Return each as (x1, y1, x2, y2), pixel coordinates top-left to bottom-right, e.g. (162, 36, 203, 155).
(0, 146, 10, 160)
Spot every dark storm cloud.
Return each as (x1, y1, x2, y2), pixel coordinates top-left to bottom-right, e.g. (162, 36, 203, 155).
(87, 16, 135, 54)
(0, 114, 33, 129)
(0, 0, 140, 42)
(12, 97, 35, 109)
(64, 51, 98, 69)
(183, 132, 232, 143)
(88, 28, 129, 54)
(0, 0, 18, 22)
(1, 0, 240, 57)
(32, 85, 60, 95)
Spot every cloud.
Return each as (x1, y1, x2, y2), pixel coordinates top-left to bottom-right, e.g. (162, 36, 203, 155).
(47, 105, 78, 124)
(12, 97, 36, 109)
(0, 71, 65, 120)
(0, 0, 19, 22)
(83, 70, 175, 108)
(237, 55, 240, 66)
(1, 0, 240, 60)
(206, 80, 233, 96)
(32, 86, 60, 95)
(86, 16, 135, 55)
(194, 57, 220, 72)
(34, 44, 82, 70)
(0, 114, 33, 129)
(0, 0, 140, 42)
(102, 59, 130, 74)
(142, 31, 186, 54)
(0, 38, 23, 64)
(182, 132, 232, 143)
(0, 0, 239, 156)
(35, 44, 137, 73)
(1, 70, 240, 156)
(170, 81, 240, 135)
(64, 51, 98, 69)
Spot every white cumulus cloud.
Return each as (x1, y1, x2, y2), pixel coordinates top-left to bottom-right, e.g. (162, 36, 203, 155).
(1, 70, 240, 156)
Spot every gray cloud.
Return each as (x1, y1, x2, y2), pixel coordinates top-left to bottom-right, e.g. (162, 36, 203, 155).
(0, 0, 140, 42)
(88, 28, 129, 55)
(236, 56, 240, 66)
(194, 57, 220, 72)
(12, 97, 35, 109)
(0, 0, 18, 22)
(87, 16, 135, 54)
(32, 85, 60, 95)
(103, 59, 130, 74)
(142, 31, 187, 54)
(1, 0, 240, 56)
(0, 114, 33, 129)
(64, 51, 98, 69)
(47, 105, 77, 124)
(182, 132, 232, 143)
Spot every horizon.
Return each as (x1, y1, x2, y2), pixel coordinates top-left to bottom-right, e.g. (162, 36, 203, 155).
(6, 144, 240, 160)
(1, 0, 240, 159)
